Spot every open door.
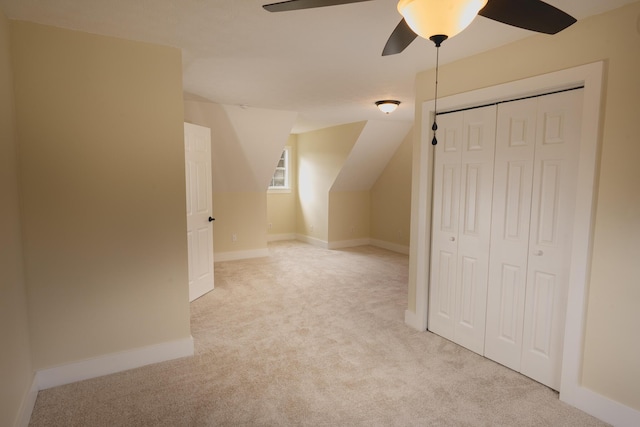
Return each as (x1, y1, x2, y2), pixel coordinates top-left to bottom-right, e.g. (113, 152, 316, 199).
(184, 122, 214, 302)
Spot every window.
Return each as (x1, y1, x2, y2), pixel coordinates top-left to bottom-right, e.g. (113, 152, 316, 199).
(269, 147, 290, 191)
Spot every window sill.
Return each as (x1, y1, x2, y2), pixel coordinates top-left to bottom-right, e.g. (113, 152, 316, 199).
(268, 188, 291, 194)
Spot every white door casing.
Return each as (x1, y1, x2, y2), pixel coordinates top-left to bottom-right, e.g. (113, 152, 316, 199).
(184, 122, 215, 302)
(413, 63, 638, 426)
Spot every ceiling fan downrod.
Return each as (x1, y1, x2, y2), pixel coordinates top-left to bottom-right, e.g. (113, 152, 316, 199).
(429, 35, 447, 146)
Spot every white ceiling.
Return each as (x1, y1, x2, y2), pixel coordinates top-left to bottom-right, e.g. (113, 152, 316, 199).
(0, 0, 635, 133)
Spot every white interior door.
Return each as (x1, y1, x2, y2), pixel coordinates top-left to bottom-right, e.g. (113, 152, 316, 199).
(484, 98, 537, 372)
(453, 106, 497, 354)
(429, 89, 583, 389)
(429, 111, 463, 341)
(184, 122, 214, 302)
(429, 106, 496, 354)
(520, 89, 582, 389)
(485, 89, 582, 389)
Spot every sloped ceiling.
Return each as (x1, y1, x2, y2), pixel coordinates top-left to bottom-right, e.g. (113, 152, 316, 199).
(331, 120, 412, 192)
(3, 1, 635, 197)
(222, 104, 298, 190)
(0, 0, 635, 133)
(184, 100, 297, 193)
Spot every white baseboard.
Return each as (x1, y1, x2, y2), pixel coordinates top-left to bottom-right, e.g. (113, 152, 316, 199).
(214, 248, 270, 262)
(328, 238, 370, 249)
(561, 384, 640, 427)
(16, 375, 38, 427)
(35, 336, 194, 390)
(406, 310, 640, 426)
(295, 234, 329, 249)
(370, 239, 410, 255)
(295, 236, 410, 254)
(267, 233, 296, 242)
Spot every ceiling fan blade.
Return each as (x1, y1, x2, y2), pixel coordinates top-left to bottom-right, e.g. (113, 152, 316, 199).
(382, 19, 418, 56)
(263, 0, 373, 12)
(479, 0, 576, 34)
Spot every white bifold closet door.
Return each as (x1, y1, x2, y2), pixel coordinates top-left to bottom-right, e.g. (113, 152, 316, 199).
(428, 89, 583, 390)
(485, 89, 582, 390)
(428, 105, 497, 355)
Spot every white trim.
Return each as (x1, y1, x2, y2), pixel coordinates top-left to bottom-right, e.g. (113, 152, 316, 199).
(411, 62, 637, 426)
(266, 187, 291, 194)
(268, 146, 291, 191)
(563, 386, 640, 427)
(267, 233, 296, 242)
(35, 336, 194, 390)
(214, 248, 270, 262)
(15, 376, 38, 427)
(404, 309, 422, 330)
(556, 60, 606, 412)
(408, 106, 434, 332)
(295, 234, 329, 249)
(370, 239, 410, 255)
(327, 238, 370, 249)
(292, 235, 410, 255)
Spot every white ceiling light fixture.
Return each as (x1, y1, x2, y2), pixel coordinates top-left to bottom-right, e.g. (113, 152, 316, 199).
(397, 0, 489, 42)
(261, 0, 580, 132)
(375, 100, 401, 114)
(396, 0, 488, 146)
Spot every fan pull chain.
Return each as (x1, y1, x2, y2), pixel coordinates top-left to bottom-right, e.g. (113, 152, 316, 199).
(432, 45, 440, 145)
(429, 35, 447, 146)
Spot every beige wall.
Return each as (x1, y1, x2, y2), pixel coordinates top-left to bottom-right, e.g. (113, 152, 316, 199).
(328, 191, 370, 242)
(267, 191, 297, 237)
(0, 11, 33, 427)
(371, 128, 413, 247)
(410, 2, 640, 410)
(184, 100, 266, 255)
(213, 192, 268, 254)
(184, 101, 258, 193)
(270, 127, 412, 248)
(184, 100, 295, 256)
(11, 21, 191, 369)
(267, 136, 298, 238)
(269, 121, 413, 247)
(184, 100, 296, 193)
(296, 122, 365, 242)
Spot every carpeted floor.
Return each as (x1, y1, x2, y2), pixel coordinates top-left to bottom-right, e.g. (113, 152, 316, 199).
(28, 241, 608, 426)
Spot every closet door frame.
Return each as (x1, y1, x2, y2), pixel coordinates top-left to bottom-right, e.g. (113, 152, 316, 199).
(409, 61, 603, 411)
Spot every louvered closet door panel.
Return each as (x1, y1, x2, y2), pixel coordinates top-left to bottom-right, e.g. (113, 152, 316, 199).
(484, 98, 537, 372)
(520, 89, 582, 389)
(429, 113, 463, 341)
(453, 106, 497, 354)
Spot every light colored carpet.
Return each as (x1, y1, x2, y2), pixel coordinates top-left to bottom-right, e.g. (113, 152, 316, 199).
(29, 241, 608, 426)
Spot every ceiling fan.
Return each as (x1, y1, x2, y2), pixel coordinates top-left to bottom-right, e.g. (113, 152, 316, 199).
(263, 0, 576, 146)
(262, 0, 577, 55)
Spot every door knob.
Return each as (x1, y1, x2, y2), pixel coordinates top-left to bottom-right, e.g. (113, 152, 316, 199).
(533, 250, 543, 256)
(208, 217, 215, 222)
(449, 237, 456, 242)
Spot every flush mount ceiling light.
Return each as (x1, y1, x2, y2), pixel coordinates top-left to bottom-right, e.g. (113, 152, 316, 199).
(375, 100, 401, 114)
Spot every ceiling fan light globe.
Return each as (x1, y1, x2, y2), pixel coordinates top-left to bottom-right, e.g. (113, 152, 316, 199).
(397, 0, 488, 40)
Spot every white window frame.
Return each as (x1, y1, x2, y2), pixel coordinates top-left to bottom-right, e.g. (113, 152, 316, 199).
(268, 146, 291, 193)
